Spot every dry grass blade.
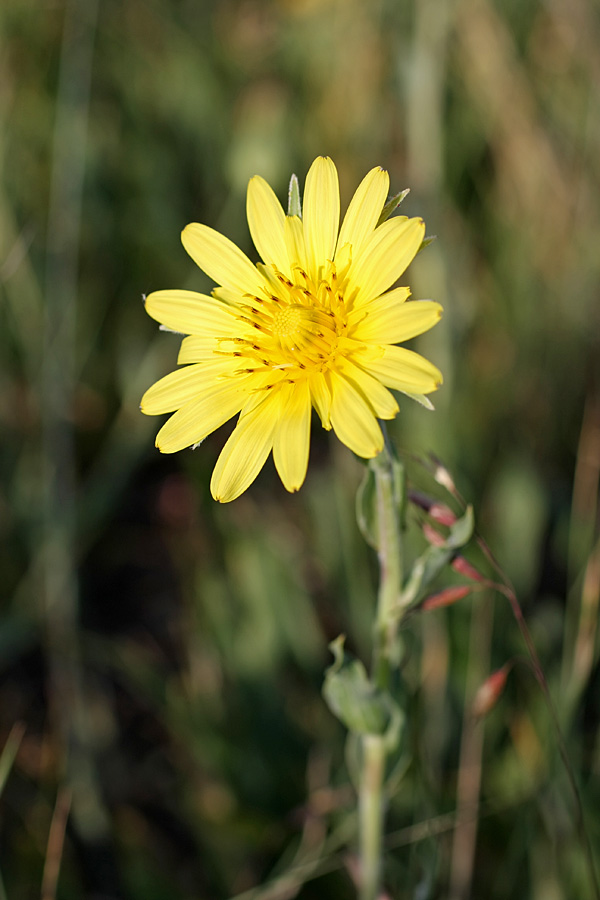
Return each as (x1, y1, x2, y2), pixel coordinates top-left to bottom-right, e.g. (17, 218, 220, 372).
(41, 788, 72, 900)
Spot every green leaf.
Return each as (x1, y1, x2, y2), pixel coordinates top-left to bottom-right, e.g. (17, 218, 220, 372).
(356, 465, 378, 549)
(447, 505, 474, 549)
(391, 454, 406, 526)
(356, 451, 406, 549)
(399, 544, 455, 609)
(323, 636, 401, 737)
(397, 507, 475, 610)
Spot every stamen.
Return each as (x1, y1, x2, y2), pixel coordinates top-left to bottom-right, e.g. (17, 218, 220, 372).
(226, 263, 350, 377)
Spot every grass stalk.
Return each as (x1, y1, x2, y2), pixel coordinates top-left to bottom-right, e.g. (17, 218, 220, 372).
(42, 0, 107, 845)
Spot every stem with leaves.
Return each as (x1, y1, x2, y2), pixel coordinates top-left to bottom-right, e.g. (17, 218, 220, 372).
(360, 437, 405, 900)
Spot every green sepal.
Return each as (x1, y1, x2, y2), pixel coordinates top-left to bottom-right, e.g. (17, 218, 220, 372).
(288, 174, 301, 218)
(401, 390, 435, 410)
(417, 234, 437, 254)
(377, 189, 410, 226)
(323, 636, 403, 739)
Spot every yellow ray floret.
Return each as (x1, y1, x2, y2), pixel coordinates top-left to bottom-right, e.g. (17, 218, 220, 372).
(141, 156, 443, 502)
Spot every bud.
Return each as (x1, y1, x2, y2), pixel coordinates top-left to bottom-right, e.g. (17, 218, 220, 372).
(451, 556, 485, 582)
(422, 584, 472, 611)
(472, 664, 512, 719)
(429, 454, 457, 494)
(423, 523, 447, 547)
(429, 503, 457, 526)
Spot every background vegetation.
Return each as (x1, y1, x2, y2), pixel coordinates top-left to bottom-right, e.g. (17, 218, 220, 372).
(1, 0, 600, 896)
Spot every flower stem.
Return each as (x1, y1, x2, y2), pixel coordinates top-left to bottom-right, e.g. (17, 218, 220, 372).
(359, 436, 405, 899)
(371, 440, 404, 692)
(359, 735, 387, 900)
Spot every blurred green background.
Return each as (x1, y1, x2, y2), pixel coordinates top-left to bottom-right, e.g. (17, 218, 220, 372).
(1, 0, 600, 897)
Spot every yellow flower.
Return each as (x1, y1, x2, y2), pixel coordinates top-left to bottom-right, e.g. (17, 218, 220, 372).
(141, 157, 443, 502)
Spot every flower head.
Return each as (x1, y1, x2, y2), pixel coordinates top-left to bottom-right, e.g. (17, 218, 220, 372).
(141, 157, 442, 502)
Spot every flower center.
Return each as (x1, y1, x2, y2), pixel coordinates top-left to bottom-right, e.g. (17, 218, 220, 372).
(272, 304, 305, 341)
(233, 263, 349, 377)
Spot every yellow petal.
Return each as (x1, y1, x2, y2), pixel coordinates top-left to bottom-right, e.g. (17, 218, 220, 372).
(256, 262, 288, 300)
(364, 345, 443, 393)
(246, 176, 290, 276)
(337, 166, 389, 259)
(309, 371, 332, 429)
(155, 377, 249, 453)
(347, 217, 425, 308)
(182, 223, 264, 296)
(329, 372, 384, 458)
(273, 380, 311, 492)
(284, 215, 308, 276)
(337, 358, 399, 420)
(351, 298, 443, 344)
(303, 157, 340, 282)
(178, 335, 219, 364)
(210, 393, 278, 502)
(142, 362, 230, 415)
(145, 290, 239, 336)
(212, 286, 245, 307)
